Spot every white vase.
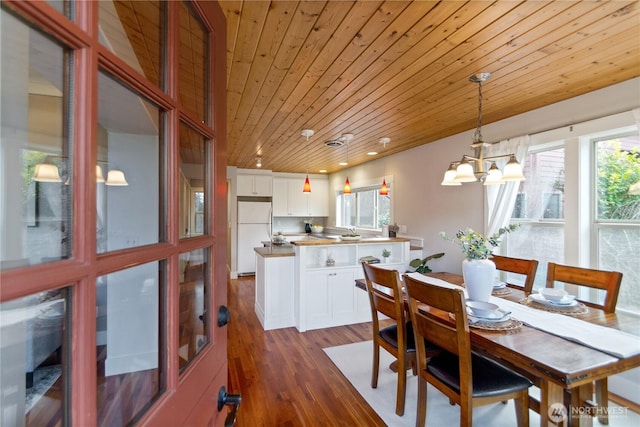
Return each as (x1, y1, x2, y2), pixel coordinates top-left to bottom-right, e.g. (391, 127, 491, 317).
(462, 259, 496, 302)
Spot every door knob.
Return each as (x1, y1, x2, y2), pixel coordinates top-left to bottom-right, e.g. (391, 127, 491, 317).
(217, 386, 241, 427)
(218, 305, 231, 327)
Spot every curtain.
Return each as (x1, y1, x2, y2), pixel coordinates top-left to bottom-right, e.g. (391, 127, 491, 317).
(484, 135, 530, 237)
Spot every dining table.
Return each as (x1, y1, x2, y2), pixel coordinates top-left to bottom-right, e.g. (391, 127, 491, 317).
(355, 271, 640, 427)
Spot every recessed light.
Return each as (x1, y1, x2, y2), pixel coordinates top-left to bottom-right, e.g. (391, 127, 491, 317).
(367, 151, 378, 156)
(319, 169, 327, 173)
(339, 161, 348, 166)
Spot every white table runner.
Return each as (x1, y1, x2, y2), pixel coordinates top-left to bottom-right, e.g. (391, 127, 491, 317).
(405, 273, 640, 359)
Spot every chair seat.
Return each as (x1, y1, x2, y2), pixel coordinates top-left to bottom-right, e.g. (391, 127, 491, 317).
(379, 322, 416, 351)
(427, 352, 532, 398)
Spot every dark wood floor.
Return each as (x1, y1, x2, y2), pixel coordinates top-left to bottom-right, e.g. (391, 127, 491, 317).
(227, 276, 385, 426)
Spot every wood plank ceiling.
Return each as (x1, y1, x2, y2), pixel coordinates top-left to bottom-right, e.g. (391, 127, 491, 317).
(220, 0, 640, 174)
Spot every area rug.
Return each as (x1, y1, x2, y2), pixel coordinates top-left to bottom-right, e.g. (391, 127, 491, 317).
(323, 341, 638, 427)
(25, 365, 61, 414)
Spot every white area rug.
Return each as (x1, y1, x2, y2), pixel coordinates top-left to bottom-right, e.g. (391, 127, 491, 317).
(324, 341, 638, 426)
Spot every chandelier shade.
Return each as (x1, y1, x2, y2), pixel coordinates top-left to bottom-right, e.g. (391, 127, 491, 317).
(33, 163, 62, 182)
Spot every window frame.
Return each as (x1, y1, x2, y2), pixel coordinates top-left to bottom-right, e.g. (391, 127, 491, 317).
(335, 181, 391, 232)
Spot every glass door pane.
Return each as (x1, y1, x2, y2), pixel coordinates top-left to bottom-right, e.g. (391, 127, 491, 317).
(0, 9, 72, 268)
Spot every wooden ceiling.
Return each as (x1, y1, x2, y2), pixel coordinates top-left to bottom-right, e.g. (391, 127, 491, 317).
(220, 0, 640, 174)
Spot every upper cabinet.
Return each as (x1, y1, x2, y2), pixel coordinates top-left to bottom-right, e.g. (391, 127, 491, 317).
(272, 175, 328, 217)
(237, 173, 273, 197)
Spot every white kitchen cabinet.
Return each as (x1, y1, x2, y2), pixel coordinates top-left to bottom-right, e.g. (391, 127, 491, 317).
(237, 173, 273, 197)
(304, 268, 360, 330)
(255, 252, 295, 330)
(294, 239, 409, 331)
(272, 176, 328, 217)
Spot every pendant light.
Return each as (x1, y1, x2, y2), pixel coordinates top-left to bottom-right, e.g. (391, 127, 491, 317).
(441, 72, 525, 186)
(301, 129, 314, 193)
(379, 137, 390, 196)
(342, 134, 353, 194)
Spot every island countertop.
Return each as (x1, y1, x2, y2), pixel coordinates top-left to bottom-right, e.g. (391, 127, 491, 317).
(291, 236, 411, 246)
(254, 246, 295, 257)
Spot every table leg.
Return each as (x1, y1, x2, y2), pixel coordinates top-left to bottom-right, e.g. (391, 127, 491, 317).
(539, 380, 568, 426)
(569, 385, 594, 427)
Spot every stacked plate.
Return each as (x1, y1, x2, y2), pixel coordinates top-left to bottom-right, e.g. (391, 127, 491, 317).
(530, 288, 577, 307)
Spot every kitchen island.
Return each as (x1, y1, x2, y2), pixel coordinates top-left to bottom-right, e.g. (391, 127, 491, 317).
(254, 236, 410, 332)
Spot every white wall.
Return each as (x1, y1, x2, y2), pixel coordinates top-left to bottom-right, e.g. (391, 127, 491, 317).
(328, 78, 640, 275)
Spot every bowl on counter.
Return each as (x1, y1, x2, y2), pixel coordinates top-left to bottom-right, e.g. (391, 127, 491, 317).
(311, 225, 324, 234)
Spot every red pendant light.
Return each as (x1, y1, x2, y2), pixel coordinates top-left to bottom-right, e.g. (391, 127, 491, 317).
(301, 129, 314, 193)
(343, 177, 351, 194)
(380, 179, 388, 196)
(303, 175, 311, 193)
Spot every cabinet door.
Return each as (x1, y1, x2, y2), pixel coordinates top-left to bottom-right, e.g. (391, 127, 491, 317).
(237, 175, 255, 196)
(306, 271, 332, 328)
(253, 175, 273, 196)
(237, 174, 273, 196)
(330, 269, 357, 324)
(287, 179, 309, 216)
(308, 178, 329, 216)
(272, 178, 289, 216)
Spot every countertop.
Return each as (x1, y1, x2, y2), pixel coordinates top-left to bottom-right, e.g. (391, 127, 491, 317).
(255, 236, 412, 257)
(291, 236, 411, 246)
(254, 246, 295, 257)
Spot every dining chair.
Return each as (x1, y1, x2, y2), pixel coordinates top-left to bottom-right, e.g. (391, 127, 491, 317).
(491, 255, 539, 294)
(546, 262, 623, 425)
(361, 262, 417, 416)
(403, 274, 532, 427)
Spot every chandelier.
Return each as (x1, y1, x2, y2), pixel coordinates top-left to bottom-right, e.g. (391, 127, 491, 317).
(441, 73, 525, 186)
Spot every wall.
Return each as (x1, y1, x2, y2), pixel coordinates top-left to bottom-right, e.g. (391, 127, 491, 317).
(328, 78, 640, 275)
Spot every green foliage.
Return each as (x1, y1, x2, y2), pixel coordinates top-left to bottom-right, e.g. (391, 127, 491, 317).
(597, 140, 640, 220)
(440, 224, 519, 260)
(409, 252, 444, 273)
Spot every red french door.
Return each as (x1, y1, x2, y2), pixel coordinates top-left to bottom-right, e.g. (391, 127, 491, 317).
(0, 1, 229, 425)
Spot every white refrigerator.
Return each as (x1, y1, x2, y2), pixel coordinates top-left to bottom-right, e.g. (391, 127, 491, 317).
(237, 201, 272, 275)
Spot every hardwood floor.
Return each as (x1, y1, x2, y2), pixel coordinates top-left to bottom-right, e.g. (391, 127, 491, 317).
(227, 276, 385, 426)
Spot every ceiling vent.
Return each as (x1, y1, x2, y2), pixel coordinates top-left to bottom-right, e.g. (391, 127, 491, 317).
(324, 133, 353, 148)
(324, 140, 344, 147)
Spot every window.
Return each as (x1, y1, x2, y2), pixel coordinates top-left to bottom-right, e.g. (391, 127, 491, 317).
(336, 184, 390, 230)
(504, 146, 565, 288)
(504, 126, 640, 314)
(594, 134, 640, 313)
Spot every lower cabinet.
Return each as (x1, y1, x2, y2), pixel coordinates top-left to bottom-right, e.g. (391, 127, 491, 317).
(255, 254, 295, 330)
(303, 268, 370, 331)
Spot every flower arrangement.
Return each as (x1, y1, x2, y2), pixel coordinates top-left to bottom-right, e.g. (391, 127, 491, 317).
(440, 224, 518, 260)
(382, 248, 391, 258)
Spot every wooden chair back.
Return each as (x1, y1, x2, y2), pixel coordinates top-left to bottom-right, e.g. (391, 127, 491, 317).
(403, 275, 473, 401)
(362, 262, 415, 416)
(361, 262, 407, 325)
(546, 262, 622, 313)
(491, 255, 539, 293)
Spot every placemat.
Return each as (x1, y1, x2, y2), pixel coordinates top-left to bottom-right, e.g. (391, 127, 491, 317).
(449, 313, 523, 332)
(519, 297, 589, 317)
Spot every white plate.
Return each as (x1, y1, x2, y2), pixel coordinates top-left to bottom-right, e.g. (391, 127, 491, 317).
(493, 280, 507, 289)
(530, 293, 577, 307)
(339, 235, 362, 241)
(466, 308, 511, 323)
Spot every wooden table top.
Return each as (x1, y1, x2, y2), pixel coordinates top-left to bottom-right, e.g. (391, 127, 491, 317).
(356, 272, 640, 390)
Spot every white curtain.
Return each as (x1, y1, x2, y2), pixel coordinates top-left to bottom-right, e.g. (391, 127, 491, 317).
(484, 135, 530, 237)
